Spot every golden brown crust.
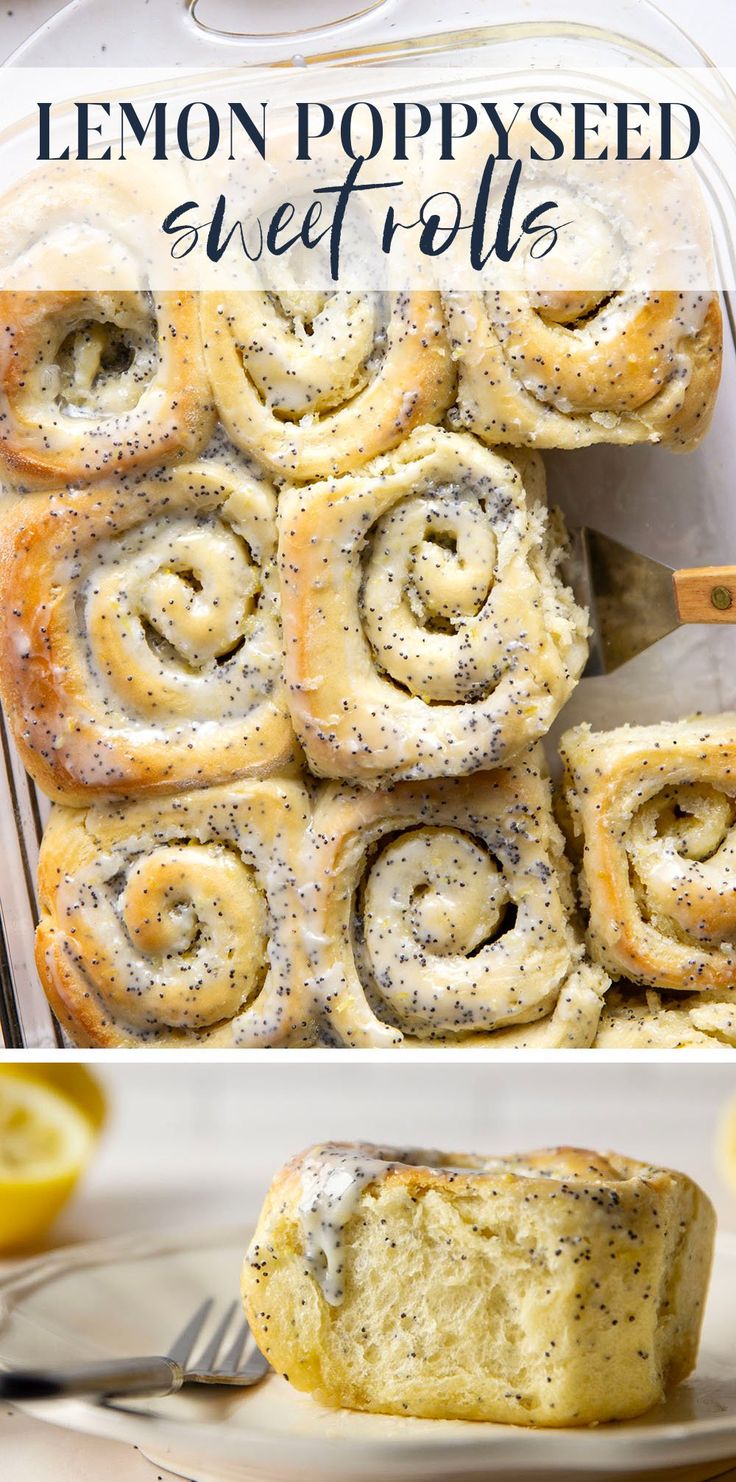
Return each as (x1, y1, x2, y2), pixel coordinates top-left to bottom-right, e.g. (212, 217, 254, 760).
(270, 1141, 655, 1201)
(0, 460, 297, 802)
(446, 292, 722, 452)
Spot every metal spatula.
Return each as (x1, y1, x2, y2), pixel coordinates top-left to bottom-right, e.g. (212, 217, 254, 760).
(566, 527, 736, 676)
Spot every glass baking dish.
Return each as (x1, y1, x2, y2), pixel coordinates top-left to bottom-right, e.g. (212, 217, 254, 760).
(1, 0, 735, 1047)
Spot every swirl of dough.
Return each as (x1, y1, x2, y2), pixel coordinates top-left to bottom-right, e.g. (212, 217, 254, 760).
(0, 459, 295, 800)
(561, 714, 736, 991)
(279, 425, 588, 784)
(87, 519, 259, 715)
(0, 170, 214, 487)
(438, 131, 722, 452)
(361, 828, 509, 1031)
(99, 841, 266, 1030)
(34, 778, 314, 1047)
(202, 290, 455, 481)
(446, 289, 721, 452)
(628, 784, 736, 946)
(310, 750, 595, 1046)
(360, 492, 499, 702)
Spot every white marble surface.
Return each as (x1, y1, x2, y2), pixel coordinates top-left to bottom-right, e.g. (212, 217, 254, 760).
(4, 1062, 736, 1479)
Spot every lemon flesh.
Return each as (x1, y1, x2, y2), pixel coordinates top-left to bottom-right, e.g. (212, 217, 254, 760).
(717, 1095, 736, 1196)
(0, 1073, 95, 1252)
(0, 1064, 106, 1132)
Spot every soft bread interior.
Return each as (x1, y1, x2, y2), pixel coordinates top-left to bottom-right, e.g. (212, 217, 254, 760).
(242, 1148, 715, 1427)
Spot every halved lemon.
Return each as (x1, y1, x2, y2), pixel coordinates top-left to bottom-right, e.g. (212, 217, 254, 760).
(0, 1071, 96, 1252)
(0, 1064, 106, 1133)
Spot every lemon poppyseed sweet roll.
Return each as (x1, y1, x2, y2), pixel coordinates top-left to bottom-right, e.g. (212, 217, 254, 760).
(278, 426, 587, 785)
(433, 121, 720, 455)
(445, 290, 721, 452)
(561, 714, 736, 992)
(440, 136, 722, 457)
(308, 747, 608, 1047)
(0, 458, 296, 802)
(0, 170, 215, 489)
(201, 289, 454, 483)
(242, 1142, 715, 1426)
(35, 777, 312, 1047)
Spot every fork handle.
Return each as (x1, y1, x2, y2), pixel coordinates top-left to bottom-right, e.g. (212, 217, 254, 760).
(0, 1355, 183, 1401)
(673, 566, 736, 624)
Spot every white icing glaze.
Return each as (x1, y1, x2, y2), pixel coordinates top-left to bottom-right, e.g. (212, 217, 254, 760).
(296, 1143, 480, 1304)
(2, 457, 295, 798)
(280, 426, 589, 786)
(294, 1142, 640, 1305)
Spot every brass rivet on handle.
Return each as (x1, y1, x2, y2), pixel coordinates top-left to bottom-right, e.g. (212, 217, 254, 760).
(711, 585, 733, 611)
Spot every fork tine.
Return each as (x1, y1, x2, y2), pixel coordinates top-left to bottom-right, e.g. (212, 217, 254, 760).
(237, 1343, 271, 1383)
(195, 1300, 239, 1371)
(217, 1316, 251, 1374)
(168, 1298, 214, 1366)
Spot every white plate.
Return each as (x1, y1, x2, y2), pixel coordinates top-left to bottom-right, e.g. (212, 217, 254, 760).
(1, 1226, 736, 1481)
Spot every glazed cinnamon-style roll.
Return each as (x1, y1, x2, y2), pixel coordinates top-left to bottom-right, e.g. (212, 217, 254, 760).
(278, 426, 587, 785)
(446, 291, 721, 452)
(242, 1142, 715, 1426)
(0, 458, 296, 802)
(201, 290, 454, 481)
(0, 172, 214, 488)
(35, 777, 312, 1047)
(309, 749, 603, 1046)
(561, 714, 736, 991)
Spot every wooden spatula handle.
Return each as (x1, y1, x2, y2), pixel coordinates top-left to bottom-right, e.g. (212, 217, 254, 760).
(673, 567, 736, 624)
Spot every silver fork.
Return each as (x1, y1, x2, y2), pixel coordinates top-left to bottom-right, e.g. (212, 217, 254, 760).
(0, 1297, 270, 1401)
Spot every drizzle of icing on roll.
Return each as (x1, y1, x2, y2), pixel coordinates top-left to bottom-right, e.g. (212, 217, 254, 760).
(295, 1141, 648, 1305)
(296, 1143, 481, 1304)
